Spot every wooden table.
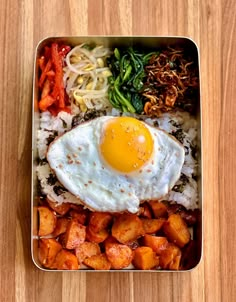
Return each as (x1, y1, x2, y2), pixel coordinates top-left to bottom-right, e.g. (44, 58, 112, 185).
(0, 0, 235, 301)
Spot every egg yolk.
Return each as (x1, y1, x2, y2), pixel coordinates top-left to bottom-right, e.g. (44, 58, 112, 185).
(100, 117, 154, 173)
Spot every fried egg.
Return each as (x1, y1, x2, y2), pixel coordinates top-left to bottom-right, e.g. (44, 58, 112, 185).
(47, 116, 185, 213)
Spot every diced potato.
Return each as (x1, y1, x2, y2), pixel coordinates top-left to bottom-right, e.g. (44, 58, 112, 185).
(142, 235, 168, 255)
(149, 201, 167, 218)
(54, 249, 79, 270)
(139, 202, 152, 219)
(104, 235, 118, 246)
(38, 238, 62, 268)
(38, 206, 57, 236)
(169, 255, 181, 270)
(65, 219, 86, 249)
(46, 198, 71, 215)
(38, 240, 48, 266)
(86, 226, 109, 243)
(83, 253, 111, 270)
(132, 246, 159, 270)
(163, 214, 190, 248)
(89, 212, 113, 232)
(52, 218, 69, 237)
(159, 243, 181, 270)
(75, 242, 101, 264)
(69, 210, 87, 225)
(105, 243, 133, 269)
(141, 218, 166, 234)
(112, 214, 144, 244)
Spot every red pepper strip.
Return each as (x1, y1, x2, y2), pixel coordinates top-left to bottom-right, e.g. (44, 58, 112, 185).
(38, 56, 45, 71)
(59, 45, 71, 57)
(41, 79, 51, 98)
(38, 59, 52, 88)
(46, 70, 55, 77)
(39, 95, 56, 111)
(44, 46, 51, 60)
(51, 43, 65, 108)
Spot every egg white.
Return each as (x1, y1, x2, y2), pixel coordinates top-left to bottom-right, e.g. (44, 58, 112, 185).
(47, 116, 185, 213)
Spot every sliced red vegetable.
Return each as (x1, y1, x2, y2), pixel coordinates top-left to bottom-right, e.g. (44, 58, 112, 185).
(41, 79, 51, 98)
(38, 43, 71, 115)
(38, 59, 52, 88)
(44, 46, 52, 60)
(51, 43, 65, 108)
(59, 45, 71, 58)
(46, 70, 55, 78)
(39, 95, 56, 112)
(38, 56, 45, 71)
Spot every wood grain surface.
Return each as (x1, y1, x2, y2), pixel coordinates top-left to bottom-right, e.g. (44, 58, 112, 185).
(0, 0, 235, 301)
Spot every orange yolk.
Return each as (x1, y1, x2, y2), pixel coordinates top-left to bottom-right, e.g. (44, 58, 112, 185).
(99, 117, 154, 173)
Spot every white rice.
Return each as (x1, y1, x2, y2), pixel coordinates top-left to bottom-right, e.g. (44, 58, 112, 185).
(37, 109, 199, 210)
(37, 111, 73, 159)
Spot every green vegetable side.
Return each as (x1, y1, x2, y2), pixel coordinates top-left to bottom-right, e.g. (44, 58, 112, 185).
(107, 48, 159, 113)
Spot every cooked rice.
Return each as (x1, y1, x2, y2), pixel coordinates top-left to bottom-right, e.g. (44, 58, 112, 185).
(37, 109, 199, 210)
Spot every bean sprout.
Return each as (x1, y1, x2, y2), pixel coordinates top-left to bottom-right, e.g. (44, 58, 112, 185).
(63, 44, 112, 112)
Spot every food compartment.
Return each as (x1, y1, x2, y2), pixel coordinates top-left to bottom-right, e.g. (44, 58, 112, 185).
(32, 36, 202, 271)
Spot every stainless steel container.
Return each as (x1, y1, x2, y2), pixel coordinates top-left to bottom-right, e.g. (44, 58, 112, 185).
(32, 36, 202, 271)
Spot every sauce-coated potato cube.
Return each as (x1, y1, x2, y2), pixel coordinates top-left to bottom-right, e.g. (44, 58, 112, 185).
(86, 226, 109, 243)
(112, 214, 144, 244)
(75, 242, 101, 264)
(38, 206, 56, 236)
(69, 210, 87, 225)
(149, 201, 167, 218)
(65, 219, 86, 249)
(159, 243, 181, 270)
(105, 243, 133, 269)
(52, 218, 69, 237)
(89, 212, 113, 232)
(163, 214, 190, 247)
(83, 253, 111, 270)
(141, 218, 166, 234)
(38, 238, 62, 268)
(142, 235, 168, 255)
(46, 198, 71, 215)
(54, 249, 79, 270)
(132, 246, 159, 270)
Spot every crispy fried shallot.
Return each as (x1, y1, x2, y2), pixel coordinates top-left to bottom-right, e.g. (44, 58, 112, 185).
(143, 48, 199, 116)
